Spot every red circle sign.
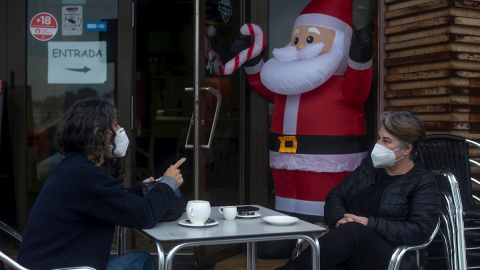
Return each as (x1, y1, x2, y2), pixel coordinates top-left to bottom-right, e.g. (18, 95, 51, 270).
(30, 12, 58, 41)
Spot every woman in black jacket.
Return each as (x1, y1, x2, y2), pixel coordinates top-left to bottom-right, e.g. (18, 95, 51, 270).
(18, 98, 187, 270)
(277, 111, 441, 270)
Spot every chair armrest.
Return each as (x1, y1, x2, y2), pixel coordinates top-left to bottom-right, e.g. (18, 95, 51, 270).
(0, 221, 22, 242)
(388, 218, 441, 270)
(1, 223, 95, 270)
(0, 251, 28, 270)
(52, 267, 96, 270)
(2, 251, 96, 270)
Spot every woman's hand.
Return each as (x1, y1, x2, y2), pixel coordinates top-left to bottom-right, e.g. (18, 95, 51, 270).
(336, 213, 369, 227)
(336, 215, 354, 227)
(164, 158, 187, 185)
(344, 213, 369, 226)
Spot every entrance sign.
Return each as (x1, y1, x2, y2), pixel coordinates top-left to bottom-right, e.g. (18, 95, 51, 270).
(48, 41, 107, 84)
(30, 12, 58, 41)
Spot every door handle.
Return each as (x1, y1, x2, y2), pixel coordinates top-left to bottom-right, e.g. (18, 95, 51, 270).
(184, 87, 222, 149)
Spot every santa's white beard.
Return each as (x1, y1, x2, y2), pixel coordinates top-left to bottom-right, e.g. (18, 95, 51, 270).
(260, 33, 346, 95)
(272, 42, 325, 62)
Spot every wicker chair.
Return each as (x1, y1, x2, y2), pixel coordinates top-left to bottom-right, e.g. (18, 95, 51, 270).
(0, 221, 95, 270)
(418, 134, 480, 270)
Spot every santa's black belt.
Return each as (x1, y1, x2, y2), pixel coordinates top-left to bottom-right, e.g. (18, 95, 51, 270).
(269, 132, 369, 155)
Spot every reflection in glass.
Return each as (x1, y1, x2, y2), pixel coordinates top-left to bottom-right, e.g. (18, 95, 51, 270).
(134, 0, 242, 207)
(26, 0, 118, 212)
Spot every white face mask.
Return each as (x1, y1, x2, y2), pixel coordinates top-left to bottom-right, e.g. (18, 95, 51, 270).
(108, 128, 129, 157)
(371, 143, 405, 168)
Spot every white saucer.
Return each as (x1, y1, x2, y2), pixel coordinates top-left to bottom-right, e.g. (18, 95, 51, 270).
(236, 212, 261, 218)
(178, 219, 219, 227)
(263, 216, 299, 226)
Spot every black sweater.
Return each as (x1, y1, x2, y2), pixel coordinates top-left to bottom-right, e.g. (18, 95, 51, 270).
(325, 157, 441, 269)
(18, 154, 185, 270)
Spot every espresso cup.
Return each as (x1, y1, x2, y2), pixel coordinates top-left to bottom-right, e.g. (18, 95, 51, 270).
(186, 200, 211, 225)
(219, 206, 237, 221)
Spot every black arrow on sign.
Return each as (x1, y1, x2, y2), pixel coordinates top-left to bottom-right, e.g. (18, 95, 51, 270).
(65, 66, 91, 73)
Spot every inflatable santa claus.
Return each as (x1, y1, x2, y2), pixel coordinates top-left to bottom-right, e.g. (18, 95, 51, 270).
(224, 0, 372, 222)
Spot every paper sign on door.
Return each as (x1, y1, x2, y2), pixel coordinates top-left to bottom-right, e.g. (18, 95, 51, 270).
(48, 41, 107, 84)
(62, 6, 83, 36)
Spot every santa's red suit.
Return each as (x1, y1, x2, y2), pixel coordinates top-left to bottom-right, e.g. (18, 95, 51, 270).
(241, 0, 372, 220)
(246, 62, 371, 218)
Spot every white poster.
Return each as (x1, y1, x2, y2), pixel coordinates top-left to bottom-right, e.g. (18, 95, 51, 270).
(48, 41, 107, 84)
(62, 6, 83, 36)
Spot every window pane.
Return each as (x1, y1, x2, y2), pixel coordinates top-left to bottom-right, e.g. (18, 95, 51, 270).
(26, 0, 118, 211)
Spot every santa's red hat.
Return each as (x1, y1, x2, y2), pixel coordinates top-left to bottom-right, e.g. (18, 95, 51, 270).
(293, 0, 353, 35)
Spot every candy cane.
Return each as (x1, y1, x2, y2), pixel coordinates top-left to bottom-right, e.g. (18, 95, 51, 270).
(222, 23, 266, 75)
(204, 26, 224, 75)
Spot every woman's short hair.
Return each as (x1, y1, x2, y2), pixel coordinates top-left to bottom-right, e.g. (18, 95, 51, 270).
(55, 97, 125, 178)
(380, 111, 426, 160)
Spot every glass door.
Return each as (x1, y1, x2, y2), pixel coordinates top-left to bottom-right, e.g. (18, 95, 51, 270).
(133, 0, 245, 266)
(18, 0, 134, 227)
(134, 0, 244, 207)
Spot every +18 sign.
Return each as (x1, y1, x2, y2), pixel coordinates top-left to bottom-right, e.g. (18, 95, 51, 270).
(48, 41, 107, 84)
(30, 12, 58, 41)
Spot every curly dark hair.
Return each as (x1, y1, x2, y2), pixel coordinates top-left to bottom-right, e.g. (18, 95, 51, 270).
(55, 97, 126, 179)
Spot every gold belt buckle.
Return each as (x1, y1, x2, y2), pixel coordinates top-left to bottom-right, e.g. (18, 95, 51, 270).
(278, 136, 297, 153)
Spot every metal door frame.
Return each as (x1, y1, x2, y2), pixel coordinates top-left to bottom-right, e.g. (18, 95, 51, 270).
(6, 0, 28, 231)
(192, 0, 204, 200)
